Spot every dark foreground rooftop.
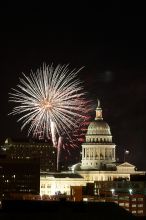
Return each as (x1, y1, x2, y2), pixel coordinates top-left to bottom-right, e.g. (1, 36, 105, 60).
(0, 200, 143, 220)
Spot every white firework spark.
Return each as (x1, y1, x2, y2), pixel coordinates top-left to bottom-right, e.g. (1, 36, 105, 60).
(9, 63, 89, 170)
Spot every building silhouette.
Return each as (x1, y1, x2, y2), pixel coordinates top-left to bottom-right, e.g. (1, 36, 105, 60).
(0, 158, 40, 199)
(1, 138, 57, 172)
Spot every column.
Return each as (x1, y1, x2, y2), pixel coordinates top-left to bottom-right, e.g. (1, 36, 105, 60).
(113, 148, 115, 161)
(103, 147, 105, 160)
(94, 148, 95, 160)
(110, 149, 112, 160)
(99, 147, 100, 161)
(84, 147, 86, 166)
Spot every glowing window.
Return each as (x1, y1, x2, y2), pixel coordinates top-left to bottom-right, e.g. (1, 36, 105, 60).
(138, 210, 143, 214)
(138, 204, 143, 207)
(138, 198, 143, 201)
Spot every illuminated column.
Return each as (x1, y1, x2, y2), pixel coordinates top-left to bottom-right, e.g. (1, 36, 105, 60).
(91, 148, 93, 159)
(107, 149, 110, 160)
(94, 148, 95, 160)
(113, 148, 115, 161)
(99, 147, 100, 162)
(103, 147, 105, 160)
(110, 149, 112, 160)
(112, 148, 114, 160)
(86, 148, 88, 160)
(97, 149, 98, 159)
(82, 147, 84, 161)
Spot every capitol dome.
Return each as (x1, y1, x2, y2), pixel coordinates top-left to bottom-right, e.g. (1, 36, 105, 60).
(87, 120, 111, 135)
(85, 99, 112, 143)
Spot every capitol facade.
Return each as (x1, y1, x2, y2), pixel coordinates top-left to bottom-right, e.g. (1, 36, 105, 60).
(81, 99, 116, 170)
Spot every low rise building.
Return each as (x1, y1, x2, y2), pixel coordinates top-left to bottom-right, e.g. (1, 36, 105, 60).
(40, 172, 86, 196)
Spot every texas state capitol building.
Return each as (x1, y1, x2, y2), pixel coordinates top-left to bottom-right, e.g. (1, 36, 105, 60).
(40, 100, 144, 196)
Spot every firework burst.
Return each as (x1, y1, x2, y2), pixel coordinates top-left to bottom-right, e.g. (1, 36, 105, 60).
(9, 63, 90, 170)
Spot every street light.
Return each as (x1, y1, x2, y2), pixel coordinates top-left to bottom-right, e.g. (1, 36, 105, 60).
(129, 188, 133, 195)
(111, 188, 115, 196)
(124, 149, 130, 162)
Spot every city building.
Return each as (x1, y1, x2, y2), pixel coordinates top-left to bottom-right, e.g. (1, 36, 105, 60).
(111, 193, 146, 216)
(0, 158, 40, 199)
(40, 172, 86, 196)
(0, 138, 57, 172)
(70, 185, 146, 216)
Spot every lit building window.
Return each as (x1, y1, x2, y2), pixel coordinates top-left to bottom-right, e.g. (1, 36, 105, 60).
(125, 203, 129, 207)
(137, 210, 143, 214)
(138, 204, 143, 207)
(138, 198, 143, 201)
(41, 184, 45, 188)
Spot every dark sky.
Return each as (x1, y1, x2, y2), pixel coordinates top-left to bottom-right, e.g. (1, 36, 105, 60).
(0, 3, 146, 169)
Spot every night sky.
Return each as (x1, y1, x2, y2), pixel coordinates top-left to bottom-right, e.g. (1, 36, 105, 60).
(0, 3, 146, 170)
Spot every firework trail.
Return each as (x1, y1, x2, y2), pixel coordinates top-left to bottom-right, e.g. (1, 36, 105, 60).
(9, 63, 90, 170)
(59, 114, 92, 169)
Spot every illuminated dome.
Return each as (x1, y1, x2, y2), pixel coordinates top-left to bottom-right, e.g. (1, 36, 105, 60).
(85, 99, 113, 143)
(87, 120, 111, 135)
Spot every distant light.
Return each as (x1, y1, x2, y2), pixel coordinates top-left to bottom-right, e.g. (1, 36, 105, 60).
(129, 188, 133, 194)
(83, 198, 88, 202)
(125, 150, 130, 154)
(111, 188, 115, 193)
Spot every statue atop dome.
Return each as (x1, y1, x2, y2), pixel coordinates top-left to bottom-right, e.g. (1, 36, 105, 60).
(97, 98, 100, 108)
(95, 99, 103, 120)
